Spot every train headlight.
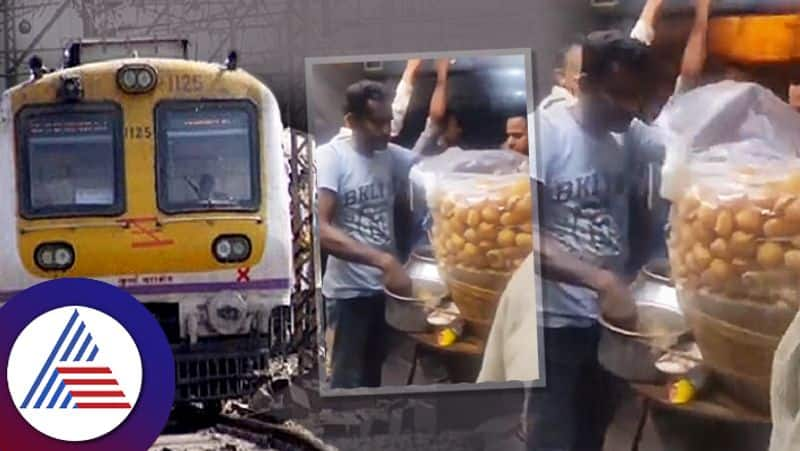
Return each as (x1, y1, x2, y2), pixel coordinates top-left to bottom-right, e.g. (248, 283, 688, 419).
(120, 69, 137, 90)
(212, 235, 251, 263)
(117, 64, 157, 93)
(35, 243, 75, 271)
(136, 70, 154, 89)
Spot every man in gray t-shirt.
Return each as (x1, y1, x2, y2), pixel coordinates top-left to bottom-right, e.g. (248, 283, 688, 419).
(525, 31, 661, 451)
(316, 80, 416, 389)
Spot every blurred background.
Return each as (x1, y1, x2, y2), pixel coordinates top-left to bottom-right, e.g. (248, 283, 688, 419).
(307, 54, 528, 148)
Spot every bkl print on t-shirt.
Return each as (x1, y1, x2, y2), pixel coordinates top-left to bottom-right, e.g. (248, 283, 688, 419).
(339, 180, 394, 247)
(544, 168, 628, 267)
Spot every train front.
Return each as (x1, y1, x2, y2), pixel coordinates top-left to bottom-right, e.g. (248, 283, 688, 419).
(0, 54, 293, 407)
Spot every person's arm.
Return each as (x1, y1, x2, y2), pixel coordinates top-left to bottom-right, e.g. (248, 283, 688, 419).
(531, 178, 637, 326)
(391, 59, 423, 137)
(680, 0, 712, 85)
(316, 145, 412, 295)
(535, 225, 615, 294)
(408, 59, 452, 156)
(318, 190, 412, 295)
(410, 118, 444, 156)
(536, 224, 636, 326)
(429, 58, 450, 126)
(318, 190, 392, 268)
(630, 0, 665, 46)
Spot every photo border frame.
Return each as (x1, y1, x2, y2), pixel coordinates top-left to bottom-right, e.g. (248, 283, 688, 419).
(305, 48, 547, 397)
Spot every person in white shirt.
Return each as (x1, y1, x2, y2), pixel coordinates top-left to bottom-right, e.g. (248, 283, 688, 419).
(477, 252, 539, 384)
(538, 42, 582, 112)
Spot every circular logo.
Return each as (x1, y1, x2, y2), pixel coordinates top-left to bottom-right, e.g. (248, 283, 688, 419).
(0, 279, 174, 451)
(8, 306, 144, 441)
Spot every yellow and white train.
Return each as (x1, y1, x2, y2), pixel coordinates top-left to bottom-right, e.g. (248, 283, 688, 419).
(0, 39, 293, 407)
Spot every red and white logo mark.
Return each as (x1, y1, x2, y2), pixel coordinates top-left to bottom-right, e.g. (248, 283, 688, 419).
(56, 365, 131, 410)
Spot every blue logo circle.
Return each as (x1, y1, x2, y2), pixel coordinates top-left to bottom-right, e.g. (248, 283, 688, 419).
(0, 278, 175, 450)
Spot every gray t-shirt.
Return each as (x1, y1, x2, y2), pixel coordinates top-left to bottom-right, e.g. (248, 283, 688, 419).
(316, 134, 415, 299)
(535, 105, 641, 328)
(625, 119, 669, 262)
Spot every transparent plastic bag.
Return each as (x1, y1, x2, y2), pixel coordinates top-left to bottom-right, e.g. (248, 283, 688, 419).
(656, 82, 800, 412)
(416, 150, 532, 334)
(658, 82, 800, 305)
(421, 150, 533, 277)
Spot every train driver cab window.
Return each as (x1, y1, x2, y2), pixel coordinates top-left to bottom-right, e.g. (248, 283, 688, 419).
(16, 104, 125, 219)
(155, 100, 260, 213)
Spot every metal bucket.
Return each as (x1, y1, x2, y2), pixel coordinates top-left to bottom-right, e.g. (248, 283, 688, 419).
(598, 302, 690, 383)
(630, 258, 679, 312)
(384, 279, 447, 333)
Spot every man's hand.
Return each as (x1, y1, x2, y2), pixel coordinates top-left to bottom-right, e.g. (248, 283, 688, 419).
(595, 270, 638, 330)
(378, 253, 413, 297)
(406, 58, 423, 74)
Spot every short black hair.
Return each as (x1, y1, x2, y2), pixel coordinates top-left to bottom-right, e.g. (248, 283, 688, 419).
(582, 30, 651, 80)
(343, 79, 387, 117)
(508, 103, 528, 119)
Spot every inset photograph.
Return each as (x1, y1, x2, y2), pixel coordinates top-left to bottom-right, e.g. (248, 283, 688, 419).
(306, 49, 542, 396)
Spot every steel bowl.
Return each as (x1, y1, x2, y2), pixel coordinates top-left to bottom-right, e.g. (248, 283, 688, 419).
(598, 301, 690, 384)
(384, 278, 448, 333)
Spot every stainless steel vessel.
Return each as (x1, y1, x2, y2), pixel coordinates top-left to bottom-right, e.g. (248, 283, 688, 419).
(598, 259, 689, 383)
(384, 245, 448, 333)
(598, 302, 690, 383)
(405, 245, 442, 283)
(631, 258, 680, 313)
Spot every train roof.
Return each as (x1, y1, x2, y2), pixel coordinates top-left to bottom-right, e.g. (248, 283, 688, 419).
(4, 56, 270, 101)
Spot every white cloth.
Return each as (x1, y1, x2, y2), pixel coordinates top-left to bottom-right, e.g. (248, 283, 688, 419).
(477, 252, 540, 383)
(630, 18, 656, 46)
(770, 309, 800, 451)
(332, 126, 351, 140)
(391, 78, 413, 137)
(537, 85, 576, 112)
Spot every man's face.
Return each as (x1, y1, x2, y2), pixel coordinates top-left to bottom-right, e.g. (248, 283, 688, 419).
(790, 84, 800, 113)
(351, 99, 391, 151)
(582, 63, 643, 133)
(504, 117, 528, 155)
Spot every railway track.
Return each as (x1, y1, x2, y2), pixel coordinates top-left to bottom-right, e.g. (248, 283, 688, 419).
(152, 410, 336, 451)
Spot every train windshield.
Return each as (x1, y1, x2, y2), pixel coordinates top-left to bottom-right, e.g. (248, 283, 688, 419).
(156, 101, 260, 213)
(17, 105, 124, 219)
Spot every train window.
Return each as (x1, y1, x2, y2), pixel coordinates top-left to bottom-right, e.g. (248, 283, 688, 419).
(155, 100, 260, 214)
(16, 103, 125, 219)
